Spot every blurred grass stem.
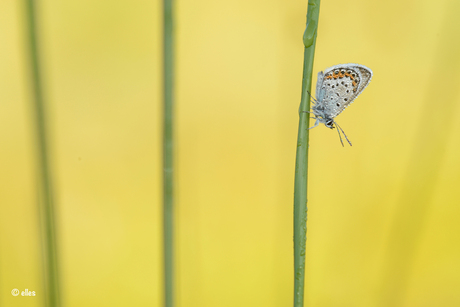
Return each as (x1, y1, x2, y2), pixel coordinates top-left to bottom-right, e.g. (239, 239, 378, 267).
(24, 1, 61, 306)
(163, 0, 174, 305)
(293, 0, 320, 306)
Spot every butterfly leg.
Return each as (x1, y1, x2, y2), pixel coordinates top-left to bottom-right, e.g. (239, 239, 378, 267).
(309, 118, 320, 130)
(307, 91, 320, 105)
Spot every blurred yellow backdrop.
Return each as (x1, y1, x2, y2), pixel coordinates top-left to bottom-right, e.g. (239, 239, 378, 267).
(1, 0, 460, 306)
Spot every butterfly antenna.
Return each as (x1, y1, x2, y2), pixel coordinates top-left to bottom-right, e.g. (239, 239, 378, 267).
(334, 123, 345, 147)
(334, 121, 352, 146)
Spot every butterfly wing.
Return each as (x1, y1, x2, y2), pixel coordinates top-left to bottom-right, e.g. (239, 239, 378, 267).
(315, 70, 324, 103)
(317, 64, 373, 119)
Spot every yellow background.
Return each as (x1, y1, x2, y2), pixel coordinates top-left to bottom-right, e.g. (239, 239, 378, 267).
(1, 0, 460, 306)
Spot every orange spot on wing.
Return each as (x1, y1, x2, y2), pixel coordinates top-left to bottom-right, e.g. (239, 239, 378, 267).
(345, 73, 354, 80)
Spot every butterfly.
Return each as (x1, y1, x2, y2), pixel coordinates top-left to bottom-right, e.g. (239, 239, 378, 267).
(309, 63, 373, 146)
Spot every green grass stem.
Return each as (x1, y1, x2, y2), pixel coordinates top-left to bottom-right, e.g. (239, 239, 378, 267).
(163, 0, 174, 305)
(293, 1, 321, 306)
(23, 1, 61, 306)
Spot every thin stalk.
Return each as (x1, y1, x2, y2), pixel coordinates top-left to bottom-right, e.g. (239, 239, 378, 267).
(293, 1, 320, 306)
(163, 0, 174, 305)
(23, 1, 60, 307)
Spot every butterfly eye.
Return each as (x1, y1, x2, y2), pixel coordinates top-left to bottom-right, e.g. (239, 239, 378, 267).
(326, 120, 334, 128)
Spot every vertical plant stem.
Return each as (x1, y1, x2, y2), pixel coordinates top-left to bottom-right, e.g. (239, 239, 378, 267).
(293, 0, 320, 306)
(24, 1, 60, 307)
(163, 0, 174, 305)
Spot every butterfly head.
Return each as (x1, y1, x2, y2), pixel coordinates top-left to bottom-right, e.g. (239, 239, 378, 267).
(325, 119, 335, 129)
